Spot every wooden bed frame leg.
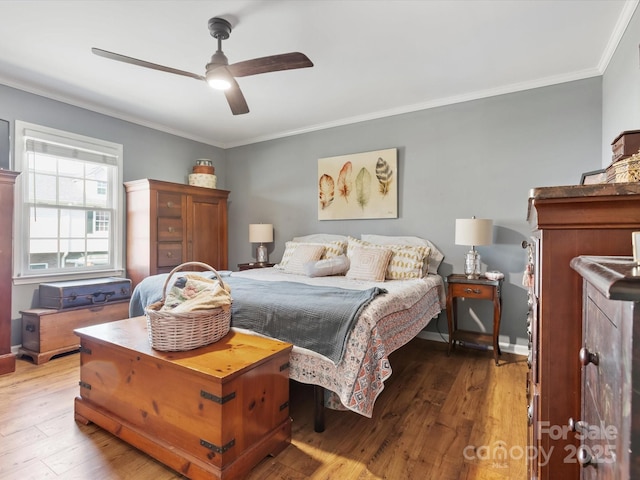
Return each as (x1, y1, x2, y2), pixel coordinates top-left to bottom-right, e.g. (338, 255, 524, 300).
(313, 385, 325, 433)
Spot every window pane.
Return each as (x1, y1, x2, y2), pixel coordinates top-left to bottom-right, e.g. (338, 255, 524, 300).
(59, 177, 85, 206)
(29, 239, 60, 269)
(29, 207, 58, 238)
(86, 179, 108, 207)
(58, 158, 84, 178)
(59, 209, 87, 238)
(29, 173, 57, 204)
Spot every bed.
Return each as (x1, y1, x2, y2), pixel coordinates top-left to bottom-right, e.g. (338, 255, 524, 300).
(129, 234, 446, 431)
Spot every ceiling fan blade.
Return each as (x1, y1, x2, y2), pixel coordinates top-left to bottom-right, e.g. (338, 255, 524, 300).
(224, 76, 249, 115)
(228, 52, 313, 78)
(92, 48, 205, 82)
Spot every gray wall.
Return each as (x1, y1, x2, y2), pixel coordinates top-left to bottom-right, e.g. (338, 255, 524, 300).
(602, 5, 640, 166)
(0, 84, 226, 345)
(226, 79, 602, 352)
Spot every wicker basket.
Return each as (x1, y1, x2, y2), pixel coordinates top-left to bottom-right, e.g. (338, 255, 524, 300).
(145, 262, 231, 351)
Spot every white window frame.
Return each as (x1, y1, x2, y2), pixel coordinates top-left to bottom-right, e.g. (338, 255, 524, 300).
(13, 121, 125, 284)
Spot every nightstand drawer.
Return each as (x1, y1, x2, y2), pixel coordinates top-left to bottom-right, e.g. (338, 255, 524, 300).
(449, 282, 495, 300)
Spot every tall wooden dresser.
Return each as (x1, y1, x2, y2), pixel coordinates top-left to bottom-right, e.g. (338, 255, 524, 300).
(0, 170, 19, 375)
(570, 255, 640, 479)
(527, 183, 640, 480)
(124, 179, 229, 287)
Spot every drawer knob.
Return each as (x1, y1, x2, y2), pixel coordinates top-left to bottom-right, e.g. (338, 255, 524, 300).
(568, 417, 588, 434)
(167, 201, 174, 208)
(464, 288, 481, 294)
(168, 226, 174, 233)
(579, 347, 599, 366)
(166, 251, 173, 258)
(577, 446, 597, 467)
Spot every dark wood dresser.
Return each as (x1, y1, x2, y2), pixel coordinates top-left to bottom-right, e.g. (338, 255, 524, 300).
(570, 255, 640, 479)
(527, 183, 640, 480)
(0, 170, 19, 375)
(124, 179, 229, 287)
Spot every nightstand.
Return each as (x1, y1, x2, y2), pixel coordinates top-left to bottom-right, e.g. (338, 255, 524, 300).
(237, 262, 275, 271)
(446, 274, 503, 365)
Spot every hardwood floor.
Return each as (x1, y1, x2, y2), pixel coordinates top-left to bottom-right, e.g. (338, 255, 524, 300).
(0, 339, 527, 479)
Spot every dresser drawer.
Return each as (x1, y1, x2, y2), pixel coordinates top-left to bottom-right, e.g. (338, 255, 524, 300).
(157, 242, 182, 267)
(157, 192, 182, 217)
(448, 282, 495, 300)
(584, 286, 623, 429)
(157, 217, 183, 241)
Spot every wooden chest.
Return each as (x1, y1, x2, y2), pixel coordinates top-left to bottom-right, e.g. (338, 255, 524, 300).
(74, 317, 292, 480)
(18, 300, 130, 364)
(611, 129, 640, 162)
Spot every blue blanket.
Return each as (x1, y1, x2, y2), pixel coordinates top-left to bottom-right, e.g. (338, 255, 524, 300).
(130, 274, 386, 363)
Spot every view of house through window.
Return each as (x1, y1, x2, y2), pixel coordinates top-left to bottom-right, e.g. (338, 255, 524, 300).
(14, 121, 123, 279)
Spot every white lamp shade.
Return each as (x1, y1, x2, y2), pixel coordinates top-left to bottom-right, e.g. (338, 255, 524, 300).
(455, 218, 493, 246)
(249, 224, 273, 243)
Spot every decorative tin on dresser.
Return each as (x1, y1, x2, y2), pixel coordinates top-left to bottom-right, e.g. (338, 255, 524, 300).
(570, 256, 640, 480)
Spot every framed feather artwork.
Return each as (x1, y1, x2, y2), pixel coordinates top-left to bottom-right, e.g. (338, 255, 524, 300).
(318, 148, 398, 220)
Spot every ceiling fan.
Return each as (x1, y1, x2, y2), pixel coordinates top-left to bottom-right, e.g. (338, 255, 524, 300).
(92, 17, 313, 115)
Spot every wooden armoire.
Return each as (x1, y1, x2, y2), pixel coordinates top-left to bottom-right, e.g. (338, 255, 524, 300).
(124, 179, 229, 288)
(526, 183, 640, 480)
(0, 170, 19, 376)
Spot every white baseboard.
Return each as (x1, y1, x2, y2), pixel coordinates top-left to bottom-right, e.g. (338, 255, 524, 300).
(417, 331, 528, 357)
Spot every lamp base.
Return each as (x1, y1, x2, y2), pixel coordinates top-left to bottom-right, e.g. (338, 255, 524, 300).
(464, 249, 481, 279)
(256, 244, 268, 263)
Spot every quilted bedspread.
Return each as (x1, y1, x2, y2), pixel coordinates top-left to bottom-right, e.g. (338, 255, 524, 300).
(232, 268, 445, 418)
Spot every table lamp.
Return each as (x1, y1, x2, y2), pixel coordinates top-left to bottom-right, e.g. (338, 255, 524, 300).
(249, 223, 273, 263)
(455, 217, 493, 279)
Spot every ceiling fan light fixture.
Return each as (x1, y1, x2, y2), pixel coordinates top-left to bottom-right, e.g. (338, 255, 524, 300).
(205, 59, 232, 90)
(207, 75, 231, 90)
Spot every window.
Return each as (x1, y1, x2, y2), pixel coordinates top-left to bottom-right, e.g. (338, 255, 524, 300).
(14, 121, 124, 282)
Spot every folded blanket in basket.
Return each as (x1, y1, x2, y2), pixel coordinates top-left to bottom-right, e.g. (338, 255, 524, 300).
(161, 274, 232, 313)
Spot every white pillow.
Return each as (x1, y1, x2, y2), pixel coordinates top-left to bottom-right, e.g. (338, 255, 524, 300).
(346, 244, 393, 282)
(275, 240, 346, 270)
(282, 244, 326, 275)
(304, 255, 350, 277)
(360, 234, 444, 275)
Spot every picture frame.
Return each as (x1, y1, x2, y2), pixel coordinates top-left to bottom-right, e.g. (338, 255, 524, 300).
(318, 148, 398, 220)
(580, 169, 607, 185)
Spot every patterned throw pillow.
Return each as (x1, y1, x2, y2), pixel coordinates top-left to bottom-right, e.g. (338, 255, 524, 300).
(282, 244, 326, 275)
(385, 244, 431, 279)
(347, 236, 429, 279)
(345, 244, 393, 282)
(360, 234, 443, 275)
(276, 240, 346, 270)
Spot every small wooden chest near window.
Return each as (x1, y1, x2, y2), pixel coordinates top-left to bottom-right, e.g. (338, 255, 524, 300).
(18, 300, 130, 364)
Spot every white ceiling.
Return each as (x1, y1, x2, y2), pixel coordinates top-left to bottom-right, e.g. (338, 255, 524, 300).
(0, 0, 637, 148)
